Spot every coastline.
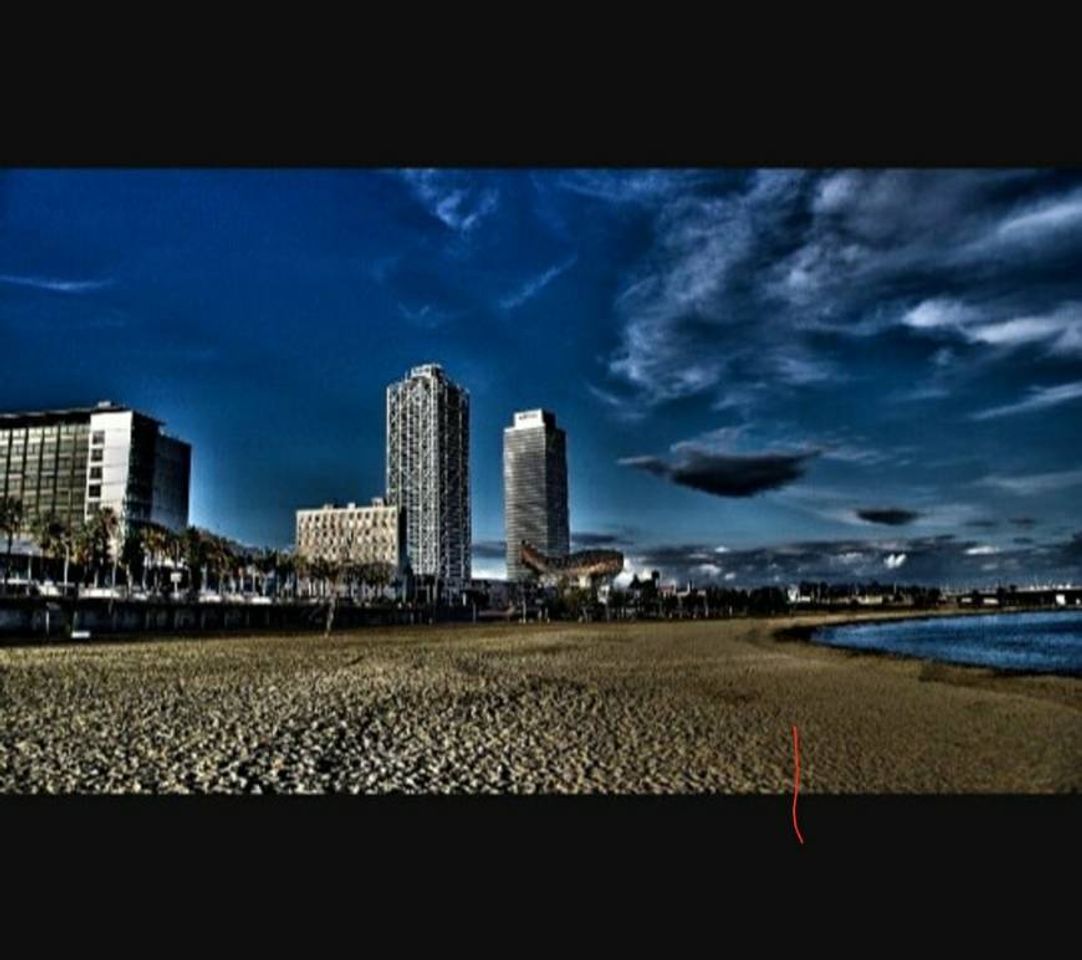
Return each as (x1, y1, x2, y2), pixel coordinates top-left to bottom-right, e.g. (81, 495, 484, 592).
(770, 605, 1082, 679)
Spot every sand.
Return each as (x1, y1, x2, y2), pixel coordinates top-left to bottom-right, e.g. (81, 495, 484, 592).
(0, 612, 1078, 793)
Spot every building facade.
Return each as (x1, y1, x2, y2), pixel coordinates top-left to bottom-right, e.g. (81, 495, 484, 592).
(0, 401, 191, 544)
(504, 409, 569, 582)
(385, 364, 471, 589)
(295, 497, 407, 576)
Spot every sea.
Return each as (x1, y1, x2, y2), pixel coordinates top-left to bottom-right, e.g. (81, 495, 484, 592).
(812, 609, 1082, 676)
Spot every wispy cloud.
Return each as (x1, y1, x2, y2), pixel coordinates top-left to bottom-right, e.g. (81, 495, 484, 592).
(969, 381, 1082, 420)
(400, 170, 499, 233)
(499, 256, 577, 310)
(595, 169, 1082, 422)
(993, 190, 1082, 245)
(0, 274, 112, 294)
(586, 383, 647, 423)
(976, 466, 1082, 496)
(554, 170, 711, 206)
(904, 299, 1082, 357)
(396, 302, 463, 330)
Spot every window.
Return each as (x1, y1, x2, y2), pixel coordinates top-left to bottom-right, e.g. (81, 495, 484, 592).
(91, 431, 105, 445)
(88, 484, 101, 498)
(91, 449, 103, 462)
(89, 467, 103, 480)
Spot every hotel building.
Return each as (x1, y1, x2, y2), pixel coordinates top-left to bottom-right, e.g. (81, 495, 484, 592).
(0, 401, 191, 543)
(503, 409, 569, 582)
(385, 364, 471, 589)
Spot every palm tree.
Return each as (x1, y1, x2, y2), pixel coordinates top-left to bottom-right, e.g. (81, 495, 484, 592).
(85, 507, 120, 589)
(70, 520, 94, 589)
(121, 526, 147, 594)
(31, 514, 69, 590)
(183, 526, 208, 596)
(142, 524, 169, 593)
(1, 496, 23, 593)
(277, 550, 297, 600)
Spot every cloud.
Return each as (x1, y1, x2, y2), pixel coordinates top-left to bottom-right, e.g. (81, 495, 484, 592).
(471, 540, 506, 560)
(624, 530, 1082, 587)
(969, 381, 1082, 420)
(1010, 517, 1037, 528)
(620, 446, 816, 498)
(976, 467, 1082, 496)
(586, 384, 648, 423)
(856, 508, 921, 526)
(902, 299, 1082, 357)
(499, 256, 576, 310)
(396, 302, 463, 329)
(0, 274, 112, 294)
(593, 169, 1082, 421)
(994, 190, 1082, 245)
(553, 170, 710, 206)
(571, 532, 625, 547)
(400, 170, 499, 233)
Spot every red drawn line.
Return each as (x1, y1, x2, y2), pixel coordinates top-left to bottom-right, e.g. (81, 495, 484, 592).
(792, 724, 805, 846)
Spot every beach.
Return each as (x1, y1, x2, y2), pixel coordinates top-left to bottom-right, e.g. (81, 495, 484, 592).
(1, 612, 1079, 793)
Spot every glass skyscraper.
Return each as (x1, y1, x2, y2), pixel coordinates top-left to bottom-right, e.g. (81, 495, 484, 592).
(385, 364, 471, 589)
(503, 409, 569, 582)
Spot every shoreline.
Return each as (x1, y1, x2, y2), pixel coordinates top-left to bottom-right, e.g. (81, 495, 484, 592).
(770, 605, 1082, 679)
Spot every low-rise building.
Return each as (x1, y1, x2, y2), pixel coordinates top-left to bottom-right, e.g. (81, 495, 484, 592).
(294, 497, 407, 577)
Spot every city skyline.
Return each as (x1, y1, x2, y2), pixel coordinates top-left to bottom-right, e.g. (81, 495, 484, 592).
(2, 169, 1081, 586)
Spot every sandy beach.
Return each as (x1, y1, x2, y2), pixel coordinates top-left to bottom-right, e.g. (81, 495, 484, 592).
(1, 612, 1079, 793)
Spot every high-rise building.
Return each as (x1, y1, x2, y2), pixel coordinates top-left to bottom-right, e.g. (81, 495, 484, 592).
(0, 401, 191, 544)
(385, 364, 470, 588)
(504, 409, 569, 582)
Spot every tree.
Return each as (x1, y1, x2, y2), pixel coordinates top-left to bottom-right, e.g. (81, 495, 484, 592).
(142, 523, 169, 593)
(367, 561, 395, 603)
(121, 526, 147, 593)
(182, 526, 209, 596)
(85, 507, 120, 589)
(0, 496, 23, 592)
(31, 514, 71, 589)
(71, 520, 94, 588)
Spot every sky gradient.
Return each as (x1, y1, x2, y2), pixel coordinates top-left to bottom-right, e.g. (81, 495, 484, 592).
(2, 168, 1081, 587)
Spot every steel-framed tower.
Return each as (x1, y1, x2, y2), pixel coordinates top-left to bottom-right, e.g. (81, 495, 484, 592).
(386, 364, 470, 592)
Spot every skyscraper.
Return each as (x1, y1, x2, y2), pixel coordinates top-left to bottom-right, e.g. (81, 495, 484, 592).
(504, 409, 569, 582)
(385, 364, 470, 589)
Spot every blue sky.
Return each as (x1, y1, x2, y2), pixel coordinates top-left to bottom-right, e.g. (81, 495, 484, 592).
(2, 168, 1081, 586)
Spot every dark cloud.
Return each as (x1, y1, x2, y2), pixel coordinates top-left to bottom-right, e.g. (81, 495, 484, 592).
(965, 519, 999, 529)
(621, 448, 815, 498)
(571, 532, 624, 547)
(1010, 517, 1038, 528)
(471, 540, 506, 560)
(626, 531, 1082, 588)
(857, 508, 921, 526)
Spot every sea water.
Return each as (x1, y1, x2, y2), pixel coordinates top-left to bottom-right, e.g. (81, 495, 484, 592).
(813, 609, 1082, 676)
